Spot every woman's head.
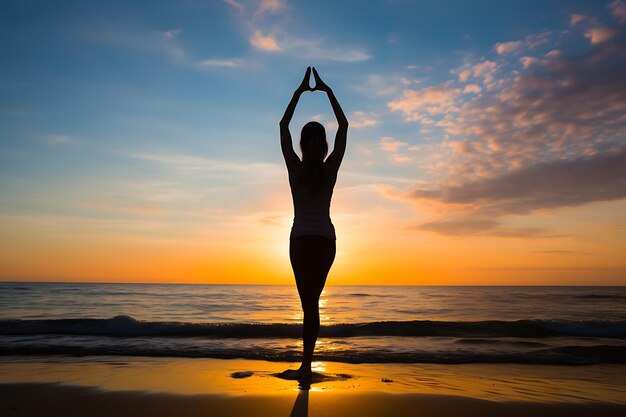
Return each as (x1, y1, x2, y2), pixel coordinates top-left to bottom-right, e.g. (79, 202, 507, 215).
(300, 121, 328, 162)
(299, 121, 328, 194)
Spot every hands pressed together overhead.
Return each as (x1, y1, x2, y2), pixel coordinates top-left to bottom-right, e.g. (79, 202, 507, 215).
(297, 66, 331, 94)
(282, 65, 347, 132)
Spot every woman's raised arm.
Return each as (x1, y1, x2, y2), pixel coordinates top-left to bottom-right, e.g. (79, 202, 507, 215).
(312, 67, 348, 173)
(280, 67, 312, 168)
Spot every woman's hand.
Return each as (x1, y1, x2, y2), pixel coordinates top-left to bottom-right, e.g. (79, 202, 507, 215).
(296, 66, 312, 94)
(312, 67, 331, 93)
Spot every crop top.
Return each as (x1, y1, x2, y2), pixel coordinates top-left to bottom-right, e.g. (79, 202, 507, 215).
(289, 172, 336, 240)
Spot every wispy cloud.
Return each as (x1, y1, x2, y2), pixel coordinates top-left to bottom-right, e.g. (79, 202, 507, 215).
(282, 37, 370, 62)
(126, 151, 283, 181)
(249, 34, 371, 62)
(256, 0, 287, 16)
(570, 14, 587, 26)
(380, 136, 407, 152)
(609, 0, 626, 24)
(412, 218, 554, 238)
(87, 23, 245, 71)
(350, 111, 379, 128)
(494, 41, 523, 55)
(198, 58, 245, 68)
(353, 74, 399, 96)
(223, 0, 244, 13)
(379, 137, 413, 164)
(223, 0, 286, 17)
(85, 22, 186, 62)
(45, 135, 72, 144)
(388, 81, 460, 123)
(86, 203, 168, 216)
(227, 1, 370, 62)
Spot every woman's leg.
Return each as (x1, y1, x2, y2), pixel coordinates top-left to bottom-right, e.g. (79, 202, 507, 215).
(286, 236, 336, 377)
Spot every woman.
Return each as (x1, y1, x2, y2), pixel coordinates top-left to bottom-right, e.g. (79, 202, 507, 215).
(278, 67, 348, 380)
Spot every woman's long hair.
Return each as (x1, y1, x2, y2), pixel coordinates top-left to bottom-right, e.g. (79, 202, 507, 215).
(299, 121, 328, 195)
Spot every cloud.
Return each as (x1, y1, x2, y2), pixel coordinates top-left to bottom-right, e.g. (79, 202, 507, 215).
(223, 0, 286, 16)
(198, 58, 244, 68)
(226, 1, 369, 62)
(545, 50, 561, 58)
(609, 0, 626, 24)
(85, 203, 168, 216)
(463, 84, 481, 94)
(380, 137, 407, 152)
(570, 14, 587, 26)
(256, 0, 287, 16)
(250, 30, 282, 51)
(401, 149, 626, 237)
(519, 56, 538, 69)
(388, 81, 460, 123)
(431, 23, 626, 180)
(383, 14, 626, 236)
(258, 214, 286, 226)
(495, 41, 523, 55)
(45, 135, 72, 144)
(584, 27, 617, 44)
(160, 29, 180, 40)
(350, 111, 379, 128)
(87, 24, 247, 72)
(492, 32, 551, 60)
(379, 137, 413, 163)
(413, 218, 553, 237)
(86, 23, 187, 62)
(248, 31, 370, 61)
(456, 60, 498, 86)
(392, 154, 412, 163)
(353, 74, 399, 96)
(470, 60, 497, 77)
(223, 0, 244, 13)
(531, 250, 584, 254)
(278, 37, 371, 62)
(126, 152, 283, 183)
(410, 149, 626, 216)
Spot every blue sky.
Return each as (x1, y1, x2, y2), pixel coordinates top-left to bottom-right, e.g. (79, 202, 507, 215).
(1, 0, 625, 284)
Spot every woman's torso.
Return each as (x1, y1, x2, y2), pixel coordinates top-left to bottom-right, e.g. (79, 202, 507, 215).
(289, 162, 336, 240)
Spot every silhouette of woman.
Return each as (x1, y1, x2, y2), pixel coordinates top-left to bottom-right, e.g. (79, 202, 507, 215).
(278, 67, 348, 380)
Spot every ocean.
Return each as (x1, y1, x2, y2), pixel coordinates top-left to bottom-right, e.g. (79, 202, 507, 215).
(1, 283, 624, 365)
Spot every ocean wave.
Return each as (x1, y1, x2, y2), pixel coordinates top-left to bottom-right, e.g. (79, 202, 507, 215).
(1, 315, 625, 339)
(0, 338, 623, 365)
(574, 294, 626, 300)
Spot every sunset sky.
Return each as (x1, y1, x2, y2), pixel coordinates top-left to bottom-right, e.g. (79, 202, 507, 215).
(1, 0, 625, 285)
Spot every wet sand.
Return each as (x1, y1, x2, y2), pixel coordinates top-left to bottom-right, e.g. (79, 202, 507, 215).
(1, 356, 625, 416)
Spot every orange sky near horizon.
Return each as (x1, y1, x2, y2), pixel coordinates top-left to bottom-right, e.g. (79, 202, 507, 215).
(1, 188, 625, 285)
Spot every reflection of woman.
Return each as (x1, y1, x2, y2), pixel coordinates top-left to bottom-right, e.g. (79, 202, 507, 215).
(278, 67, 348, 380)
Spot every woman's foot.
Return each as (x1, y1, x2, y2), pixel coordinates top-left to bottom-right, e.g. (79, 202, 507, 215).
(277, 367, 313, 380)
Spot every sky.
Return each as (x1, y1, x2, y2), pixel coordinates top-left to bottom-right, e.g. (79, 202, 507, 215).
(1, 0, 625, 285)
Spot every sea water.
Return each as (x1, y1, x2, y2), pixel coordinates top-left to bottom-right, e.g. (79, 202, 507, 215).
(1, 283, 624, 364)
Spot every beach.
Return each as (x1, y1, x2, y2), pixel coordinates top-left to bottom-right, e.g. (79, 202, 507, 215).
(2, 356, 626, 416)
(2, 283, 625, 415)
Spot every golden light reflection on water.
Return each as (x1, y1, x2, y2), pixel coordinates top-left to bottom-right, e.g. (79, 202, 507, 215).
(311, 361, 326, 373)
(319, 296, 333, 324)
